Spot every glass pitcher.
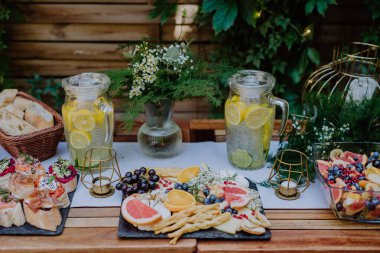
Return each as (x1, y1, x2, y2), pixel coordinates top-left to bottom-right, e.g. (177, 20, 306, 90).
(225, 70, 288, 169)
(62, 73, 114, 168)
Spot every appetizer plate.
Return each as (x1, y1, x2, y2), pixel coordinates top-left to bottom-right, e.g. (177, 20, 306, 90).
(0, 176, 78, 236)
(118, 179, 271, 240)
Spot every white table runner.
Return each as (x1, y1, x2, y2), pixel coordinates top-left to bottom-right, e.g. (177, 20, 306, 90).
(0, 141, 329, 209)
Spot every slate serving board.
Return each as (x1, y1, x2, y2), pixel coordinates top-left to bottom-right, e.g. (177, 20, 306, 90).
(118, 179, 271, 240)
(0, 176, 78, 236)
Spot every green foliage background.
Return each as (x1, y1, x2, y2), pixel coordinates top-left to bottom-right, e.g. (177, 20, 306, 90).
(150, 0, 380, 113)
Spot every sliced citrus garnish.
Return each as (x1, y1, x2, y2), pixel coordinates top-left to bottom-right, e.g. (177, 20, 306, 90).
(244, 104, 269, 129)
(231, 149, 252, 168)
(225, 101, 246, 125)
(164, 189, 196, 212)
(178, 166, 200, 183)
(72, 109, 96, 131)
(69, 130, 91, 149)
(262, 106, 275, 151)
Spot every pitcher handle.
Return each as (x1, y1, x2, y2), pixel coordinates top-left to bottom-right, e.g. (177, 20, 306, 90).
(270, 97, 289, 136)
(99, 101, 114, 144)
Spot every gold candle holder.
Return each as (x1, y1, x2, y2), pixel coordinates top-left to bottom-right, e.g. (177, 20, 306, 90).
(268, 149, 310, 200)
(80, 147, 122, 198)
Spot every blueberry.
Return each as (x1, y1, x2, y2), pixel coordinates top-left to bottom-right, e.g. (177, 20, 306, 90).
(174, 183, 180, 189)
(148, 169, 156, 177)
(327, 175, 335, 181)
(124, 177, 133, 184)
(182, 183, 189, 191)
(137, 189, 145, 194)
(131, 175, 138, 183)
(204, 198, 211, 205)
(148, 181, 156, 189)
(209, 194, 216, 203)
(354, 183, 360, 189)
(373, 160, 380, 168)
(203, 188, 210, 196)
(232, 209, 238, 215)
(226, 208, 233, 213)
(215, 198, 224, 203)
(374, 152, 379, 158)
(354, 156, 359, 161)
(366, 200, 376, 210)
(139, 167, 147, 175)
(134, 170, 141, 176)
(221, 209, 225, 213)
(125, 172, 132, 178)
(151, 175, 159, 182)
(177, 186, 183, 191)
(336, 203, 343, 212)
(140, 183, 149, 191)
(328, 167, 333, 173)
(115, 182, 123, 191)
(132, 184, 139, 192)
(372, 198, 380, 206)
(219, 196, 225, 202)
(359, 176, 366, 180)
(337, 170, 343, 177)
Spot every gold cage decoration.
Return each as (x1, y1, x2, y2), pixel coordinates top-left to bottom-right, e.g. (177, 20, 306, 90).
(80, 147, 123, 198)
(268, 149, 310, 200)
(303, 42, 380, 103)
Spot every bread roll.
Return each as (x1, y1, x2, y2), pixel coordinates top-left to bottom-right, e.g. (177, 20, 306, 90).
(0, 110, 37, 136)
(0, 201, 26, 227)
(25, 102, 54, 130)
(13, 97, 33, 112)
(23, 202, 62, 231)
(0, 89, 18, 108)
(1, 104, 24, 119)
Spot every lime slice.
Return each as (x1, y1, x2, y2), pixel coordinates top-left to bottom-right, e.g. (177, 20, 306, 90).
(225, 102, 246, 125)
(70, 130, 91, 149)
(72, 110, 96, 131)
(245, 105, 269, 129)
(231, 149, 252, 168)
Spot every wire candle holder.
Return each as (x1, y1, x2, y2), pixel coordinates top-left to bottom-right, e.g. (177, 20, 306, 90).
(268, 149, 310, 200)
(80, 147, 122, 198)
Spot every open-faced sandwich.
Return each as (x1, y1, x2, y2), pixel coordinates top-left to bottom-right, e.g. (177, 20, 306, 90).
(0, 188, 26, 227)
(9, 154, 45, 200)
(49, 157, 77, 193)
(23, 190, 62, 231)
(34, 174, 70, 208)
(0, 158, 15, 189)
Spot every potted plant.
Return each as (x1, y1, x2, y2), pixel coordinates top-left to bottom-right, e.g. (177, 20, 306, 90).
(107, 40, 231, 157)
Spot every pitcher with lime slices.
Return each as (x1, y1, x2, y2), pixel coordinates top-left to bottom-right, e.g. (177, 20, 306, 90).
(62, 73, 114, 168)
(225, 70, 288, 169)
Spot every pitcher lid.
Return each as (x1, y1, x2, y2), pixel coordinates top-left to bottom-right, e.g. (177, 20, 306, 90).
(229, 70, 275, 96)
(62, 72, 110, 94)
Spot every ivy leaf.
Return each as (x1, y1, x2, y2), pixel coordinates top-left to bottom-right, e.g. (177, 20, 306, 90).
(212, 0, 238, 34)
(274, 16, 290, 30)
(259, 20, 271, 37)
(305, 0, 316, 15)
(306, 47, 320, 65)
(239, 0, 256, 27)
(148, 0, 177, 25)
(283, 31, 298, 50)
(272, 60, 287, 74)
(316, 0, 336, 16)
(201, 0, 220, 13)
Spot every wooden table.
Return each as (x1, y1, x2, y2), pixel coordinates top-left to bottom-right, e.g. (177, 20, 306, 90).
(1, 207, 380, 253)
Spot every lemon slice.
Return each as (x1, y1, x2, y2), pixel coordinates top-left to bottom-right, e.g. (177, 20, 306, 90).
(263, 106, 275, 151)
(225, 102, 246, 125)
(245, 105, 269, 129)
(70, 130, 91, 149)
(72, 110, 96, 131)
(231, 149, 252, 168)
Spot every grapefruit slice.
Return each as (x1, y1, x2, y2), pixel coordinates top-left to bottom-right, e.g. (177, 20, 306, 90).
(342, 151, 368, 164)
(222, 185, 250, 209)
(121, 196, 162, 226)
(331, 181, 346, 204)
(316, 160, 331, 177)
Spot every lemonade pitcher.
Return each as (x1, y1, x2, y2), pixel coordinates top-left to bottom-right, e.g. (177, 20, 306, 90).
(62, 73, 114, 168)
(225, 70, 288, 169)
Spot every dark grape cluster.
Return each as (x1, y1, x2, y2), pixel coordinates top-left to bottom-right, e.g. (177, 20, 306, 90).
(115, 167, 159, 196)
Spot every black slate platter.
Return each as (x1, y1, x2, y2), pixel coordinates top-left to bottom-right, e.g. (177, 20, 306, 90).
(118, 178, 271, 240)
(0, 176, 78, 236)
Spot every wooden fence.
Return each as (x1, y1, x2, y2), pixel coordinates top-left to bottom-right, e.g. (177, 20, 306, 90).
(6, 0, 374, 122)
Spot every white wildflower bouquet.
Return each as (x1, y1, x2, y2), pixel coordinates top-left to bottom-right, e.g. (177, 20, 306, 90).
(107, 40, 237, 129)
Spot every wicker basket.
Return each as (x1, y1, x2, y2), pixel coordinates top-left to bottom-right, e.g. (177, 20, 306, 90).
(0, 92, 64, 161)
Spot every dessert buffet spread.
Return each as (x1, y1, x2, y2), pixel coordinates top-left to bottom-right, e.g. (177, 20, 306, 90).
(117, 164, 271, 244)
(0, 154, 77, 234)
(316, 148, 380, 221)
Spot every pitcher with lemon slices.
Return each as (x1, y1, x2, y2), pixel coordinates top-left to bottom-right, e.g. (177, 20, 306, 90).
(62, 73, 114, 168)
(225, 70, 288, 169)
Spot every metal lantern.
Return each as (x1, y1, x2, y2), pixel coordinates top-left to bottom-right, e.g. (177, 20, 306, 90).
(80, 147, 122, 198)
(268, 149, 310, 200)
(303, 42, 379, 104)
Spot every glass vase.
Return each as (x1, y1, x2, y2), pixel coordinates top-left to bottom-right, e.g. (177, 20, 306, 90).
(137, 99, 182, 157)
